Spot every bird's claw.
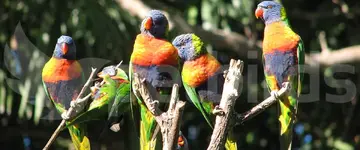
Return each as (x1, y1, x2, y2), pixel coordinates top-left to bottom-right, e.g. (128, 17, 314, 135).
(213, 105, 225, 116)
(271, 90, 280, 99)
(68, 96, 90, 119)
(149, 100, 159, 113)
(282, 82, 290, 90)
(61, 111, 71, 120)
(110, 123, 121, 132)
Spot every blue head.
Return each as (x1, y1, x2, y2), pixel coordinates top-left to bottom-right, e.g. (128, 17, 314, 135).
(53, 35, 76, 60)
(172, 33, 206, 61)
(255, 1, 287, 24)
(140, 10, 169, 38)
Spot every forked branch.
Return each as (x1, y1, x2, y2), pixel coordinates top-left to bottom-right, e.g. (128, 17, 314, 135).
(207, 59, 244, 150)
(132, 74, 186, 150)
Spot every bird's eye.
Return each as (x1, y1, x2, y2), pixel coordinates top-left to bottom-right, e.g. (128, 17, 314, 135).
(267, 5, 273, 9)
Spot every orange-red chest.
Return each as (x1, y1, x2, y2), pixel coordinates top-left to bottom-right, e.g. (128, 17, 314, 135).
(131, 34, 179, 67)
(42, 58, 82, 82)
(263, 22, 300, 54)
(182, 54, 221, 87)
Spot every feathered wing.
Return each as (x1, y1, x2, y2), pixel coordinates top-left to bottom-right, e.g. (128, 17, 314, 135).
(108, 68, 131, 120)
(297, 38, 305, 96)
(183, 83, 213, 128)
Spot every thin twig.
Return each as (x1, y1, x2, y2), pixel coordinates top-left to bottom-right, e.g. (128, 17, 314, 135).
(318, 31, 329, 53)
(207, 59, 244, 150)
(237, 82, 291, 124)
(133, 73, 186, 150)
(43, 68, 97, 150)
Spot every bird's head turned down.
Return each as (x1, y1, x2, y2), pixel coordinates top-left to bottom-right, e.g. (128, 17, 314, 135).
(255, 1, 287, 24)
(53, 35, 76, 59)
(172, 33, 207, 61)
(140, 10, 169, 38)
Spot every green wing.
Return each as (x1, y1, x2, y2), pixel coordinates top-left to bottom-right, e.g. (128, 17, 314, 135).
(108, 82, 131, 120)
(297, 38, 305, 96)
(129, 63, 136, 121)
(67, 70, 131, 126)
(66, 75, 117, 126)
(183, 83, 213, 129)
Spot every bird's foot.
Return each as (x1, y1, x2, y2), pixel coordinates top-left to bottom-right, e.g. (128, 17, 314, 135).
(70, 100, 85, 114)
(213, 105, 225, 116)
(61, 111, 71, 120)
(110, 123, 121, 132)
(90, 83, 100, 94)
(281, 82, 291, 90)
(149, 100, 159, 113)
(271, 90, 280, 99)
(67, 95, 91, 119)
(223, 70, 229, 78)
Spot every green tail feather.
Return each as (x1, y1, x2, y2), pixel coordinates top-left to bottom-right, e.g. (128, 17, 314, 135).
(225, 131, 237, 150)
(278, 92, 297, 150)
(67, 123, 90, 150)
(140, 105, 158, 150)
(67, 124, 90, 150)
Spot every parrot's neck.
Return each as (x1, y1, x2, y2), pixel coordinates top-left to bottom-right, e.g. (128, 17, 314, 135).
(265, 18, 282, 25)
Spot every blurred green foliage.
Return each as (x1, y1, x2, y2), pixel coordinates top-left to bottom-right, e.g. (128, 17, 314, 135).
(1, 0, 360, 150)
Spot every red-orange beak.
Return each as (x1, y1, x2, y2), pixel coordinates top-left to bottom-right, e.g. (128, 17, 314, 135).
(97, 71, 105, 78)
(144, 17, 152, 30)
(255, 7, 264, 19)
(61, 43, 68, 54)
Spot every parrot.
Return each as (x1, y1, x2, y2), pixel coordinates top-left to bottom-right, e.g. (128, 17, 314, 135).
(255, 1, 304, 150)
(66, 65, 131, 133)
(172, 33, 237, 150)
(42, 35, 90, 150)
(129, 10, 180, 150)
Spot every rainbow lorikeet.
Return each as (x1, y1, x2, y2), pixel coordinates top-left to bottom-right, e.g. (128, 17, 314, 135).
(172, 33, 237, 150)
(67, 65, 131, 132)
(255, 1, 304, 150)
(42, 36, 90, 150)
(130, 10, 180, 150)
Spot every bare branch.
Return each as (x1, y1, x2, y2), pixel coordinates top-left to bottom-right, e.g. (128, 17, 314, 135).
(43, 68, 97, 150)
(237, 82, 291, 124)
(162, 84, 186, 150)
(318, 31, 329, 53)
(132, 73, 186, 150)
(306, 45, 360, 66)
(207, 59, 244, 150)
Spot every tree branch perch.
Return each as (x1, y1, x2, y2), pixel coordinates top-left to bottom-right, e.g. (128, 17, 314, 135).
(207, 59, 244, 150)
(132, 73, 186, 150)
(43, 67, 97, 150)
(237, 82, 291, 124)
